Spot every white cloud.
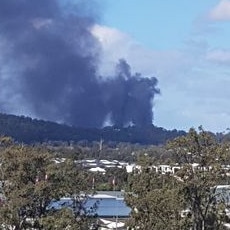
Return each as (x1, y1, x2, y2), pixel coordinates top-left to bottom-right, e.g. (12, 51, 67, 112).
(91, 25, 135, 76)
(91, 25, 191, 80)
(206, 49, 230, 64)
(208, 0, 230, 21)
(31, 18, 53, 29)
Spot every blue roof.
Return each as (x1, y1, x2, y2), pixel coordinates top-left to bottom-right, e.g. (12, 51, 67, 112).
(85, 197, 131, 217)
(48, 196, 131, 218)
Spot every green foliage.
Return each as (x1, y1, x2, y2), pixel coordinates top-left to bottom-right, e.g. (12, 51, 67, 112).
(126, 160, 185, 229)
(0, 139, 92, 229)
(126, 128, 230, 230)
(88, 167, 128, 191)
(167, 127, 230, 229)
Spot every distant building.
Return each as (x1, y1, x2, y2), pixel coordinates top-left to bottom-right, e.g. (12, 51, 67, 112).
(48, 191, 130, 229)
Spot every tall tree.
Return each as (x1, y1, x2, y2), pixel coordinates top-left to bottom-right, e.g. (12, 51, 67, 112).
(126, 128, 230, 230)
(167, 127, 230, 230)
(125, 156, 186, 230)
(0, 140, 93, 229)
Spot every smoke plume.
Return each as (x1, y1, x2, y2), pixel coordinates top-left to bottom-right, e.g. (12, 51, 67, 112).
(0, 0, 160, 128)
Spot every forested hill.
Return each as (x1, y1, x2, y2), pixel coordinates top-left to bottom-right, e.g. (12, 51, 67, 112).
(0, 113, 186, 145)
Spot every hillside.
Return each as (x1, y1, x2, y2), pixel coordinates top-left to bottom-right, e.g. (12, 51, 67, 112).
(0, 113, 186, 145)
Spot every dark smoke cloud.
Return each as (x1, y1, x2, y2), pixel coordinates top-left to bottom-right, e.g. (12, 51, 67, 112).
(0, 0, 160, 128)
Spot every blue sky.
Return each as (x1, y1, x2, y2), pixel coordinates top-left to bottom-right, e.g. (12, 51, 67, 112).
(92, 0, 230, 132)
(102, 1, 215, 49)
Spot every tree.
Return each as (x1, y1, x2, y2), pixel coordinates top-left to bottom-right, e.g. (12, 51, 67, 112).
(126, 128, 230, 230)
(0, 140, 93, 229)
(167, 127, 230, 230)
(125, 156, 186, 230)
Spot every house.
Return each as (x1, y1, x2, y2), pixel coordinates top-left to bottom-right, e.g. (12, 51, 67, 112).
(48, 191, 130, 230)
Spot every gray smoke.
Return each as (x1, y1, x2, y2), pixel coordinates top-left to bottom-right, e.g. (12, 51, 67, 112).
(0, 0, 160, 128)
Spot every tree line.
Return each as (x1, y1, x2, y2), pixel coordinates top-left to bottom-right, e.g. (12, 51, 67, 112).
(0, 113, 185, 145)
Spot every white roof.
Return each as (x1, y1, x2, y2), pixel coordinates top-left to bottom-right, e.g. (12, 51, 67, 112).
(89, 167, 106, 172)
(215, 185, 230, 189)
(85, 159, 97, 163)
(90, 194, 117, 199)
(100, 218, 125, 228)
(100, 160, 115, 164)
